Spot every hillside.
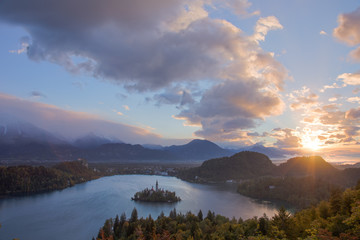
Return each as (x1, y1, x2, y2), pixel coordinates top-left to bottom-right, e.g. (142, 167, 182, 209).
(277, 156, 339, 177)
(177, 151, 277, 182)
(0, 160, 101, 196)
(80, 143, 178, 162)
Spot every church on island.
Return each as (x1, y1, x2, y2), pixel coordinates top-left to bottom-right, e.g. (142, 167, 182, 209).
(131, 180, 181, 203)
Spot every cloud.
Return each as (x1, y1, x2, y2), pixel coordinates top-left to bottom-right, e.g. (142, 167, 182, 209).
(152, 86, 195, 107)
(349, 46, 360, 62)
(319, 30, 327, 35)
(123, 105, 130, 111)
(0, 0, 289, 143)
(333, 7, 360, 46)
(346, 107, 360, 120)
(271, 128, 302, 149)
(337, 72, 360, 85)
(320, 82, 345, 92)
(219, 0, 260, 17)
(176, 80, 285, 141)
(113, 109, 124, 116)
(347, 96, 360, 103)
(333, 6, 360, 75)
(9, 36, 30, 54)
(0, 0, 279, 92)
(288, 87, 318, 110)
(0, 92, 166, 144)
(30, 90, 46, 99)
(253, 16, 283, 42)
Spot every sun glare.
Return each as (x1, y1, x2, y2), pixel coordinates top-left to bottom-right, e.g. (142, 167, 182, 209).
(301, 129, 322, 151)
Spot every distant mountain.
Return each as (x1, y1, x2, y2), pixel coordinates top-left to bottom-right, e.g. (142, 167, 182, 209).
(142, 144, 164, 150)
(333, 162, 360, 170)
(79, 143, 177, 162)
(178, 151, 277, 182)
(229, 144, 292, 159)
(73, 133, 117, 149)
(164, 139, 233, 161)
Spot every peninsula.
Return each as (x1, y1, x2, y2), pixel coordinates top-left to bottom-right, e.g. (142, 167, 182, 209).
(131, 180, 181, 203)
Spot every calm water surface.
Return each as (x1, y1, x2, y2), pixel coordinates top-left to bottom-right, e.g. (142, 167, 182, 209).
(0, 175, 280, 240)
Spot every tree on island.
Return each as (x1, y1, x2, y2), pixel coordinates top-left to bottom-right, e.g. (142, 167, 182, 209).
(131, 180, 181, 203)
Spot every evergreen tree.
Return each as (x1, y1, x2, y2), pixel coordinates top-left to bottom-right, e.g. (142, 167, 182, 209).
(197, 210, 203, 221)
(258, 214, 269, 235)
(169, 208, 177, 219)
(130, 208, 138, 223)
(272, 206, 295, 238)
(113, 214, 120, 237)
(206, 210, 215, 222)
(119, 212, 126, 229)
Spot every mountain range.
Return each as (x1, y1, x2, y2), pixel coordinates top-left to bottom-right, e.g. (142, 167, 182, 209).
(0, 119, 295, 163)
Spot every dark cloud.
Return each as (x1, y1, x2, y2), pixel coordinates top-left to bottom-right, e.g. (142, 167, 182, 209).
(0, 0, 257, 91)
(152, 87, 194, 107)
(176, 80, 284, 140)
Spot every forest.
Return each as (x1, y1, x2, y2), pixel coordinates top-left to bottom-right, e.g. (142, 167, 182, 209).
(95, 182, 360, 239)
(0, 159, 101, 196)
(237, 176, 337, 209)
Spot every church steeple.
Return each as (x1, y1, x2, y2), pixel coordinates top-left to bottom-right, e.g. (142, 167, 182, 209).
(156, 180, 158, 191)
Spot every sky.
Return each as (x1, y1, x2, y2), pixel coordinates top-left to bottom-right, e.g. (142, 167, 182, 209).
(0, 0, 360, 162)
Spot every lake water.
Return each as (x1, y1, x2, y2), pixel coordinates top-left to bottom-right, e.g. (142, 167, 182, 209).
(0, 175, 280, 240)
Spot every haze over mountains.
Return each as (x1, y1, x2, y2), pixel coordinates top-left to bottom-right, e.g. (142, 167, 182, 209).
(0, 119, 295, 163)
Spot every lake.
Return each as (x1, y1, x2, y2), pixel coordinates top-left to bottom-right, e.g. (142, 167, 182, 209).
(0, 175, 281, 240)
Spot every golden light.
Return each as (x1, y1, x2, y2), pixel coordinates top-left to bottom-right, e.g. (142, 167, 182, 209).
(301, 128, 322, 151)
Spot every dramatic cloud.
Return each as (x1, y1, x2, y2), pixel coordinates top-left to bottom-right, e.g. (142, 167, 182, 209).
(176, 79, 285, 141)
(0, 0, 270, 92)
(0, 93, 167, 144)
(0, 0, 288, 143)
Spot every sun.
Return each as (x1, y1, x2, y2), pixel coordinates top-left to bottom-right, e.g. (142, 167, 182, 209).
(302, 137, 321, 151)
(301, 129, 322, 151)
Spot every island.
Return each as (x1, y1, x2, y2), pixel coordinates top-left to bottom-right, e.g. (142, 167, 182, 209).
(131, 180, 181, 203)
